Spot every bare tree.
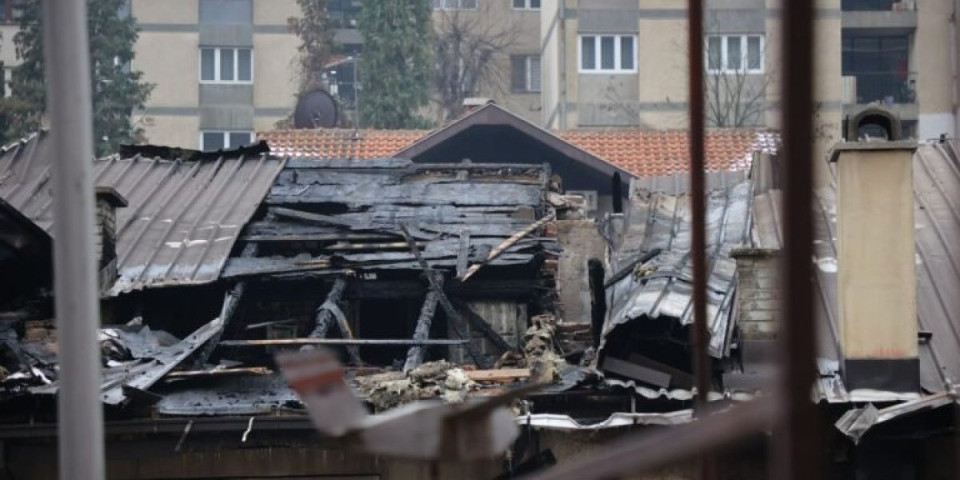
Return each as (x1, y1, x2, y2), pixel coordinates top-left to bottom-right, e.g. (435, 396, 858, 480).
(704, 62, 775, 127)
(432, 4, 519, 121)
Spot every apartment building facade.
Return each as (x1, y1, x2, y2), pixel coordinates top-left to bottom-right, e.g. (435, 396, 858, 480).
(129, 0, 300, 150)
(539, 0, 958, 158)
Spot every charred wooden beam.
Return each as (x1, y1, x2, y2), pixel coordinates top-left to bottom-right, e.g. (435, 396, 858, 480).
(460, 213, 555, 281)
(307, 277, 362, 364)
(398, 225, 489, 367)
(345, 279, 548, 300)
(308, 277, 348, 339)
(456, 228, 471, 279)
(403, 288, 441, 372)
(219, 338, 468, 347)
(193, 281, 245, 368)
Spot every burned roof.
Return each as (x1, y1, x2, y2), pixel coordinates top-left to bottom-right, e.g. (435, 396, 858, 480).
(751, 140, 960, 401)
(601, 178, 752, 385)
(224, 157, 558, 279)
(0, 132, 287, 294)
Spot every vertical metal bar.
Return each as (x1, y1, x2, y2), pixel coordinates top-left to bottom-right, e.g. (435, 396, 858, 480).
(776, 0, 820, 477)
(687, 0, 709, 415)
(43, 0, 105, 479)
(687, 0, 715, 477)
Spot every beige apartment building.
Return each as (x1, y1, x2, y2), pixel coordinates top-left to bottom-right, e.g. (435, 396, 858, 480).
(129, 0, 301, 150)
(540, 0, 959, 166)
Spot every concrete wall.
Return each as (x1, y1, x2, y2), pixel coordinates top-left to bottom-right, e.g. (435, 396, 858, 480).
(555, 219, 607, 325)
(915, 0, 957, 139)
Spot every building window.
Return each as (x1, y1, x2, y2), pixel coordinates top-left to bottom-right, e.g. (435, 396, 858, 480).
(200, 131, 254, 151)
(512, 0, 540, 9)
(432, 0, 477, 9)
(511, 55, 541, 92)
(706, 35, 764, 74)
(200, 48, 253, 83)
(579, 35, 636, 73)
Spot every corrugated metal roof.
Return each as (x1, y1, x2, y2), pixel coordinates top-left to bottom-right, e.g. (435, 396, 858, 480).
(751, 140, 960, 399)
(0, 132, 287, 295)
(602, 179, 753, 360)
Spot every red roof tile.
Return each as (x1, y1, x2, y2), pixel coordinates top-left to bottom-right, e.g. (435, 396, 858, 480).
(556, 129, 780, 176)
(259, 129, 427, 159)
(258, 128, 779, 177)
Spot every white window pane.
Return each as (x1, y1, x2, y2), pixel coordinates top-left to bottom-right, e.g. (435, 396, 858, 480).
(529, 56, 541, 91)
(220, 48, 235, 81)
(203, 132, 224, 151)
(747, 36, 762, 70)
(600, 37, 615, 70)
(238, 49, 252, 81)
(229, 132, 252, 148)
(581, 36, 596, 70)
(620, 36, 634, 70)
(200, 48, 215, 81)
(727, 36, 742, 70)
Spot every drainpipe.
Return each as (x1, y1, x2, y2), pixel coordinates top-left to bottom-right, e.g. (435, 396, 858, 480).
(559, 0, 567, 129)
(44, 0, 105, 478)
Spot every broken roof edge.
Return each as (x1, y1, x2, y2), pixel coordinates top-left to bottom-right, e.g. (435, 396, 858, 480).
(117, 140, 271, 162)
(393, 102, 638, 182)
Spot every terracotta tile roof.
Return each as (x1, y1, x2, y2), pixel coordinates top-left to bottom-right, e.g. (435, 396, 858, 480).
(259, 129, 427, 159)
(555, 129, 780, 176)
(258, 128, 779, 177)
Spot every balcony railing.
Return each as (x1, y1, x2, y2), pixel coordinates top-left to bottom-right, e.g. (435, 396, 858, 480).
(848, 71, 917, 104)
(841, 0, 916, 11)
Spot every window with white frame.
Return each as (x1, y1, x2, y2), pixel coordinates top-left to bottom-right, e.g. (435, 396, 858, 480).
(706, 35, 764, 74)
(199, 47, 253, 83)
(511, 55, 541, 92)
(579, 35, 637, 73)
(200, 131, 254, 151)
(432, 0, 477, 9)
(512, 0, 540, 9)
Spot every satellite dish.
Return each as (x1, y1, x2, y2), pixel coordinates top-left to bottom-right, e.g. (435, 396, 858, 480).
(293, 90, 340, 129)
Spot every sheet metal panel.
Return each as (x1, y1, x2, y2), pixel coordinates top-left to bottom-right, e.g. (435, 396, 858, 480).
(749, 141, 960, 398)
(603, 181, 752, 359)
(0, 132, 287, 294)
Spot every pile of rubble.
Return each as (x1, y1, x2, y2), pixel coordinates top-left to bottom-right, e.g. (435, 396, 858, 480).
(355, 361, 479, 410)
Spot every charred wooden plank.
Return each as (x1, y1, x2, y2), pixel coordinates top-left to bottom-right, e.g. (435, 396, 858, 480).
(398, 225, 489, 367)
(192, 282, 245, 368)
(461, 213, 556, 281)
(164, 367, 272, 378)
(403, 288, 441, 372)
(456, 228, 471, 279)
(308, 277, 348, 339)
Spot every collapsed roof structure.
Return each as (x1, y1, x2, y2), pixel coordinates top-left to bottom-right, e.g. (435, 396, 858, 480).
(0, 119, 956, 478)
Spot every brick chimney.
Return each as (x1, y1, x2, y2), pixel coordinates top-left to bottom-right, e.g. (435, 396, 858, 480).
(95, 186, 127, 292)
(830, 137, 919, 392)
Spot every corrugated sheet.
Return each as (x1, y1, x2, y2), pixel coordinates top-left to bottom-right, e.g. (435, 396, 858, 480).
(750, 140, 960, 399)
(603, 179, 753, 359)
(0, 132, 287, 294)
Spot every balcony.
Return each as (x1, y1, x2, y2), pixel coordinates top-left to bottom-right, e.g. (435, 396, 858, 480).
(842, 0, 917, 33)
(842, 71, 918, 121)
(841, 0, 915, 12)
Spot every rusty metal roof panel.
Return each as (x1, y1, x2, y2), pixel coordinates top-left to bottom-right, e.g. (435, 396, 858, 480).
(0, 132, 287, 294)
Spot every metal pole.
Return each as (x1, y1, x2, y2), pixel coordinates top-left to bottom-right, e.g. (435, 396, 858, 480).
(686, 0, 715, 476)
(43, 0, 105, 478)
(776, 0, 820, 477)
